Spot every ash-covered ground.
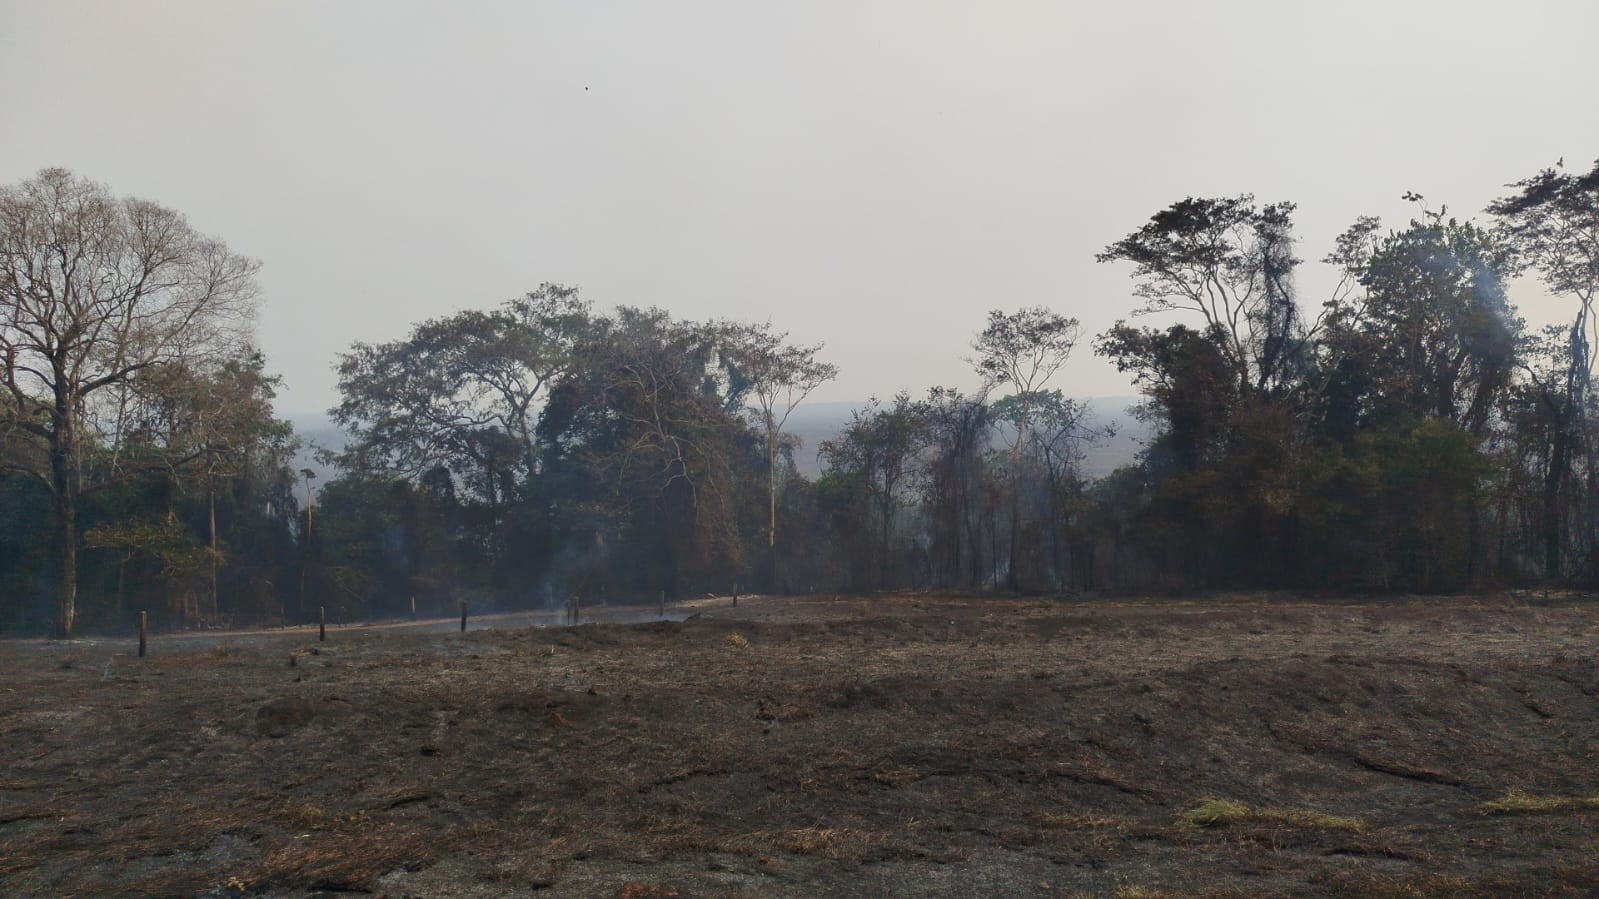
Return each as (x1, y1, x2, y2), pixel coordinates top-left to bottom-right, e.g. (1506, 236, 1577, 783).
(4, 593, 1599, 897)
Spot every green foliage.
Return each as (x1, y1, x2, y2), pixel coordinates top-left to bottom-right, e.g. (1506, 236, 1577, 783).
(12, 165, 1599, 630)
(1181, 798, 1363, 831)
(1475, 789, 1599, 816)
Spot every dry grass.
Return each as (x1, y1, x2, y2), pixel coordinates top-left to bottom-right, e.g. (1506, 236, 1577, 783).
(241, 824, 432, 891)
(870, 766, 925, 787)
(1113, 885, 1172, 899)
(721, 827, 890, 860)
(725, 631, 749, 648)
(1036, 812, 1132, 831)
(147, 644, 246, 671)
(1180, 798, 1364, 832)
(1475, 788, 1599, 816)
(276, 802, 369, 832)
(618, 884, 684, 898)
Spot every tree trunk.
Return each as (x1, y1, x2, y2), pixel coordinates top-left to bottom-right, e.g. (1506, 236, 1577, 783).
(1545, 428, 1568, 580)
(50, 386, 78, 638)
(767, 422, 779, 592)
(209, 487, 219, 624)
(1007, 406, 1027, 593)
(1465, 494, 1480, 589)
(767, 415, 778, 549)
(54, 492, 77, 637)
(879, 496, 892, 590)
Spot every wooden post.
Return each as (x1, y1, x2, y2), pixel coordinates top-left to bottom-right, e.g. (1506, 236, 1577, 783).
(460, 599, 468, 633)
(659, 589, 665, 619)
(319, 606, 326, 642)
(410, 595, 416, 617)
(733, 582, 739, 608)
(138, 611, 147, 658)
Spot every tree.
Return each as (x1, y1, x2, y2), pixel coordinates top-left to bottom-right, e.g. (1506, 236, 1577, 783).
(819, 393, 928, 589)
(541, 306, 760, 598)
(1096, 323, 1240, 474)
(919, 387, 994, 590)
(1489, 159, 1599, 578)
(723, 322, 837, 587)
(113, 352, 296, 622)
(0, 169, 259, 635)
(84, 512, 211, 623)
(332, 284, 589, 502)
(1322, 211, 1517, 437)
(994, 389, 1106, 591)
(1096, 196, 1309, 395)
(972, 307, 1081, 591)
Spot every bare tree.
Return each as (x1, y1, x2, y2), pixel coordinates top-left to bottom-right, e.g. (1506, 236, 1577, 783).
(0, 168, 259, 635)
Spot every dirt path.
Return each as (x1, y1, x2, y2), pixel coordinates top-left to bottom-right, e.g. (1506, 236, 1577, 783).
(3, 594, 1598, 897)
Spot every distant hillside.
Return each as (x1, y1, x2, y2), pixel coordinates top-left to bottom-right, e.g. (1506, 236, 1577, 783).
(284, 395, 1151, 485)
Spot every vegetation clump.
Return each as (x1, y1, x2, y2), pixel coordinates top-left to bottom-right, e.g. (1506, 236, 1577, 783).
(1476, 789, 1599, 816)
(1180, 798, 1363, 831)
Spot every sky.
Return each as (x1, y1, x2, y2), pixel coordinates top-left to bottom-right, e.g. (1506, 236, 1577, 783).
(3, 1, 1599, 420)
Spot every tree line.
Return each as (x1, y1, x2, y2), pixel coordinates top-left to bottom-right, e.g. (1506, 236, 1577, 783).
(3, 161, 1598, 636)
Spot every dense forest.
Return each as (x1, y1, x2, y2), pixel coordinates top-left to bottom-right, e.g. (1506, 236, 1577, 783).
(4, 161, 1599, 636)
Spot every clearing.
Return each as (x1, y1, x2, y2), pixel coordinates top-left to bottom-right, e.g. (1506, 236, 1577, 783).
(4, 593, 1599, 897)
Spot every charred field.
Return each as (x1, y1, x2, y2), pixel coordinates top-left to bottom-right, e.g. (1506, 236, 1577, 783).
(4, 594, 1599, 898)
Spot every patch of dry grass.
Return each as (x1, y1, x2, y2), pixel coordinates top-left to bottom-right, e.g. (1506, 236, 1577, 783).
(1113, 885, 1172, 899)
(242, 824, 432, 891)
(276, 801, 369, 832)
(870, 766, 925, 787)
(1180, 798, 1363, 832)
(147, 644, 247, 671)
(1476, 788, 1599, 816)
(1036, 812, 1131, 831)
(618, 884, 685, 898)
(722, 827, 890, 860)
(725, 631, 749, 648)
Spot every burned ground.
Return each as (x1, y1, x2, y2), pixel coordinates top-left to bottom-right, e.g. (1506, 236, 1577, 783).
(4, 594, 1599, 897)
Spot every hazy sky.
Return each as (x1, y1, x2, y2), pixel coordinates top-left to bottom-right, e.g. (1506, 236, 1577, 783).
(4, 1, 1598, 418)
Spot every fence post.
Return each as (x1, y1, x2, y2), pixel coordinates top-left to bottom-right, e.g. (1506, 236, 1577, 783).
(319, 606, 326, 642)
(138, 611, 147, 658)
(460, 598, 468, 633)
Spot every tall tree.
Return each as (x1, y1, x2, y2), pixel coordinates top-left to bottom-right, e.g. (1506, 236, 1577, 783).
(1096, 196, 1309, 396)
(1489, 159, 1599, 577)
(1322, 210, 1517, 437)
(124, 352, 296, 622)
(332, 283, 589, 501)
(723, 322, 837, 586)
(972, 307, 1081, 591)
(919, 387, 994, 590)
(546, 307, 758, 597)
(0, 169, 259, 635)
(819, 393, 928, 589)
